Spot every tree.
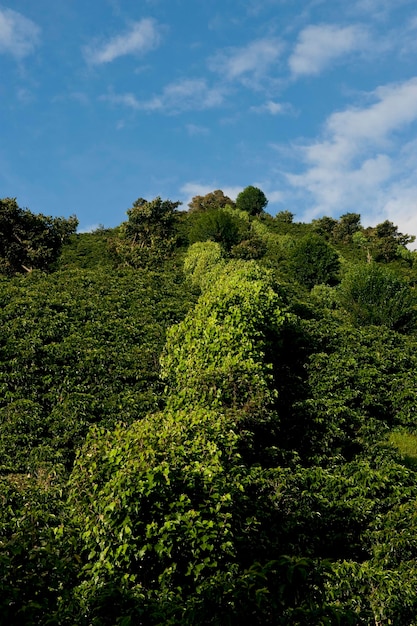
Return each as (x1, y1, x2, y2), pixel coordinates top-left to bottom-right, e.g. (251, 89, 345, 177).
(188, 208, 246, 252)
(188, 189, 235, 213)
(289, 234, 340, 289)
(235, 186, 268, 216)
(338, 263, 417, 332)
(275, 211, 294, 224)
(365, 220, 415, 263)
(311, 216, 338, 240)
(332, 213, 362, 242)
(0, 197, 78, 275)
(111, 197, 181, 267)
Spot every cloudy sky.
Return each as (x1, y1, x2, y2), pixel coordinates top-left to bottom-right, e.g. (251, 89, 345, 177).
(2, 0, 417, 234)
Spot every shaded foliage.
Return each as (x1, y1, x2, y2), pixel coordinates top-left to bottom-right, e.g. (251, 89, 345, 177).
(338, 262, 417, 332)
(0, 197, 78, 276)
(111, 197, 181, 268)
(289, 233, 340, 289)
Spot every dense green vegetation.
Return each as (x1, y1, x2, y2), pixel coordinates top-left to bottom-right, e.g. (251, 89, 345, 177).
(2, 191, 417, 624)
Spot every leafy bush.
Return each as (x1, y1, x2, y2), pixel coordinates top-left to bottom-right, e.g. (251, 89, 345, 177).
(289, 234, 340, 289)
(188, 208, 246, 252)
(338, 263, 417, 332)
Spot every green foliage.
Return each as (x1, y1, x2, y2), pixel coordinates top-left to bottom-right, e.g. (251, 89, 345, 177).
(311, 216, 338, 240)
(111, 197, 181, 268)
(183, 241, 226, 290)
(289, 233, 340, 289)
(274, 210, 294, 223)
(0, 197, 78, 275)
(188, 207, 247, 252)
(332, 213, 362, 243)
(230, 235, 267, 260)
(0, 266, 193, 473)
(0, 471, 74, 626)
(366, 219, 415, 263)
(389, 432, 417, 469)
(161, 260, 287, 415)
(3, 198, 417, 624)
(187, 189, 235, 213)
(235, 186, 268, 216)
(59, 229, 115, 270)
(66, 412, 346, 625)
(338, 262, 417, 332)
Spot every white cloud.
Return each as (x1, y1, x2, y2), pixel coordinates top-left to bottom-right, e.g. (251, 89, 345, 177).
(265, 190, 285, 203)
(84, 18, 162, 64)
(284, 77, 417, 230)
(101, 92, 142, 109)
(0, 8, 40, 58)
(209, 38, 283, 83)
(101, 79, 226, 113)
(250, 100, 290, 115)
(289, 23, 369, 77)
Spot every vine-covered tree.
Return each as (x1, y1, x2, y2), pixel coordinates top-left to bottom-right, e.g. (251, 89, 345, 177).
(0, 197, 78, 275)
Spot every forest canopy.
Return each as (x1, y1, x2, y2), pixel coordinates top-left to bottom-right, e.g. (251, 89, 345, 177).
(2, 188, 417, 625)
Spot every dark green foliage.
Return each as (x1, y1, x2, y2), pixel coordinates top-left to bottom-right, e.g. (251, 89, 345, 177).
(366, 220, 415, 262)
(188, 207, 246, 252)
(3, 201, 417, 624)
(230, 234, 267, 260)
(339, 262, 417, 332)
(235, 185, 268, 216)
(0, 266, 193, 473)
(59, 229, 115, 270)
(311, 216, 338, 239)
(0, 472, 73, 626)
(275, 210, 294, 223)
(111, 197, 181, 268)
(0, 197, 78, 275)
(332, 213, 362, 242)
(289, 233, 340, 289)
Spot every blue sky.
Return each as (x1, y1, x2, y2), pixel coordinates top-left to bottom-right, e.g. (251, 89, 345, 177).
(2, 0, 417, 236)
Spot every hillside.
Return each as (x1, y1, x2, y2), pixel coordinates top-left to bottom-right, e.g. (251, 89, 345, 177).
(2, 192, 417, 624)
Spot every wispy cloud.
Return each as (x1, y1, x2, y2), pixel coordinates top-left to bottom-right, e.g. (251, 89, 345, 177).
(250, 100, 290, 115)
(289, 23, 369, 77)
(101, 92, 141, 109)
(101, 78, 226, 113)
(285, 77, 417, 225)
(84, 18, 162, 64)
(0, 8, 40, 59)
(209, 37, 283, 85)
(186, 123, 210, 136)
